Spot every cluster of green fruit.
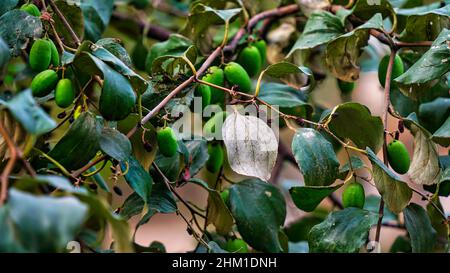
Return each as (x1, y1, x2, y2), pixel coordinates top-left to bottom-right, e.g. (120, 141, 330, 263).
(194, 40, 267, 107)
(28, 38, 75, 108)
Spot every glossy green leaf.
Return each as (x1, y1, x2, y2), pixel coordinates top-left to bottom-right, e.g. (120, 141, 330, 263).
(366, 147, 412, 214)
(3, 90, 56, 136)
(96, 38, 133, 67)
(351, 0, 395, 22)
(49, 112, 101, 170)
(403, 203, 437, 253)
(432, 116, 450, 147)
(151, 153, 181, 182)
(100, 128, 132, 162)
(284, 215, 325, 243)
(308, 207, 378, 253)
(326, 14, 384, 81)
(363, 195, 398, 223)
(327, 102, 384, 152)
(0, 10, 43, 56)
(229, 179, 286, 253)
(287, 11, 344, 55)
(292, 128, 340, 186)
(80, 0, 114, 41)
(7, 189, 88, 253)
(182, 138, 209, 177)
(52, 0, 84, 47)
(419, 97, 450, 133)
(289, 184, 343, 212)
(259, 62, 315, 92)
(121, 155, 153, 203)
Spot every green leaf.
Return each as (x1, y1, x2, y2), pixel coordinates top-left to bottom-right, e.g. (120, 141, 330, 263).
(291, 128, 340, 186)
(308, 207, 378, 253)
(327, 102, 384, 152)
(151, 153, 181, 182)
(403, 113, 442, 185)
(258, 62, 315, 92)
(182, 138, 209, 177)
(99, 128, 132, 162)
(258, 82, 311, 109)
(284, 215, 325, 242)
(208, 241, 229, 253)
(289, 184, 343, 212)
(403, 203, 437, 253)
(3, 90, 56, 136)
(152, 45, 197, 78)
(229, 179, 286, 253)
(363, 195, 398, 223)
(432, 116, 450, 147)
(326, 14, 384, 81)
(418, 97, 450, 134)
(339, 155, 366, 179)
(395, 29, 450, 99)
(398, 5, 450, 42)
(145, 34, 192, 73)
(287, 11, 344, 55)
(0, 10, 43, 56)
(49, 112, 101, 170)
(351, 0, 395, 22)
(52, 0, 84, 47)
(390, 236, 412, 253)
(0, 37, 10, 68)
(80, 0, 114, 41)
(0, 0, 18, 16)
(206, 189, 233, 236)
(7, 189, 88, 253)
(366, 147, 412, 214)
(15, 175, 86, 194)
(121, 155, 153, 204)
(96, 38, 133, 67)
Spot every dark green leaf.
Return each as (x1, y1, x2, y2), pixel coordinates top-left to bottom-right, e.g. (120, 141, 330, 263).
(284, 216, 325, 242)
(366, 147, 412, 214)
(121, 155, 153, 204)
(0, 37, 10, 68)
(3, 90, 56, 136)
(49, 112, 101, 170)
(52, 0, 84, 47)
(100, 128, 132, 161)
(403, 203, 437, 253)
(390, 236, 412, 253)
(287, 11, 344, 55)
(96, 38, 133, 67)
(327, 102, 384, 152)
(363, 195, 398, 223)
(418, 96, 450, 133)
(183, 138, 209, 176)
(259, 62, 315, 92)
(291, 128, 340, 186)
(0, 0, 18, 16)
(289, 184, 343, 212)
(80, 0, 114, 41)
(308, 208, 378, 253)
(229, 179, 286, 253)
(432, 116, 450, 147)
(0, 10, 43, 56)
(151, 154, 181, 182)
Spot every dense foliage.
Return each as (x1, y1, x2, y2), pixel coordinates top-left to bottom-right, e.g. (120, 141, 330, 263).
(0, 0, 449, 253)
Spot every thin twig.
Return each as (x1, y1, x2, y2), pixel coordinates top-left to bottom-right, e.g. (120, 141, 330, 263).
(46, 0, 81, 46)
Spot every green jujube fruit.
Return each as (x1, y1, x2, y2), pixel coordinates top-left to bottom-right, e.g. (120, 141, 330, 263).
(225, 239, 249, 253)
(203, 111, 229, 140)
(337, 80, 355, 94)
(237, 46, 262, 77)
(20, 3, 41, 17)
(194, 84, 211, 110)
(378, 54, 404, 87)
(55, 79, 75, 108)
(48, 39, 60, 67)
(206, 143, 224, 173)
(31, 69, 59, 97)
(342, 182, 365, 209)
(254, 40, 267, 65)
(224, 62, 252, 93)
(157, 127, 178, 157)
(203, 66, 225, 105)
(387, 140, 411, 174)
(220, 188, 230, 206)
(29, 39, 52, 72)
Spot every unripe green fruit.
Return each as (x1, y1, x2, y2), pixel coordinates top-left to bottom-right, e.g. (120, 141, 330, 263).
(237, 46, 262, 77)
(48, 39, 60, 67)
(203, 111, 229, 140)
(220, 188, 230, 206)
(224, 62, 252, 93)
(29, 39, 52, 72)
(342, 182, 365, 209)
(387, 140, 411, 174)
(254, 40, 267, 65)
(337, 80, 355, 94)
(157, 127, 178, 157)
(20, 4, 41, 17)
(378, 54, 404, 87)
(203, 66, 225, 105)
(194, 84, 211, 109)
(206, 143, 224, 173)
(225, 239, 249, 253)
(55, 79, 75, 108)
(31, 69, 59, 97)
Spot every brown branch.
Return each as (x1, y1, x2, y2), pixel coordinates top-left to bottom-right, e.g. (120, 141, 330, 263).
(0, 122, 18, 206)
(46, 0, 81, 46)
(111, 11, 172, 41)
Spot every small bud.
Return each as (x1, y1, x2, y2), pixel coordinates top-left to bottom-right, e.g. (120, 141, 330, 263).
(113, 186, 123, 196)
(398, 120, 404, 133)
(394, 131, 400, 140)
(57, 111, 67, 119)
